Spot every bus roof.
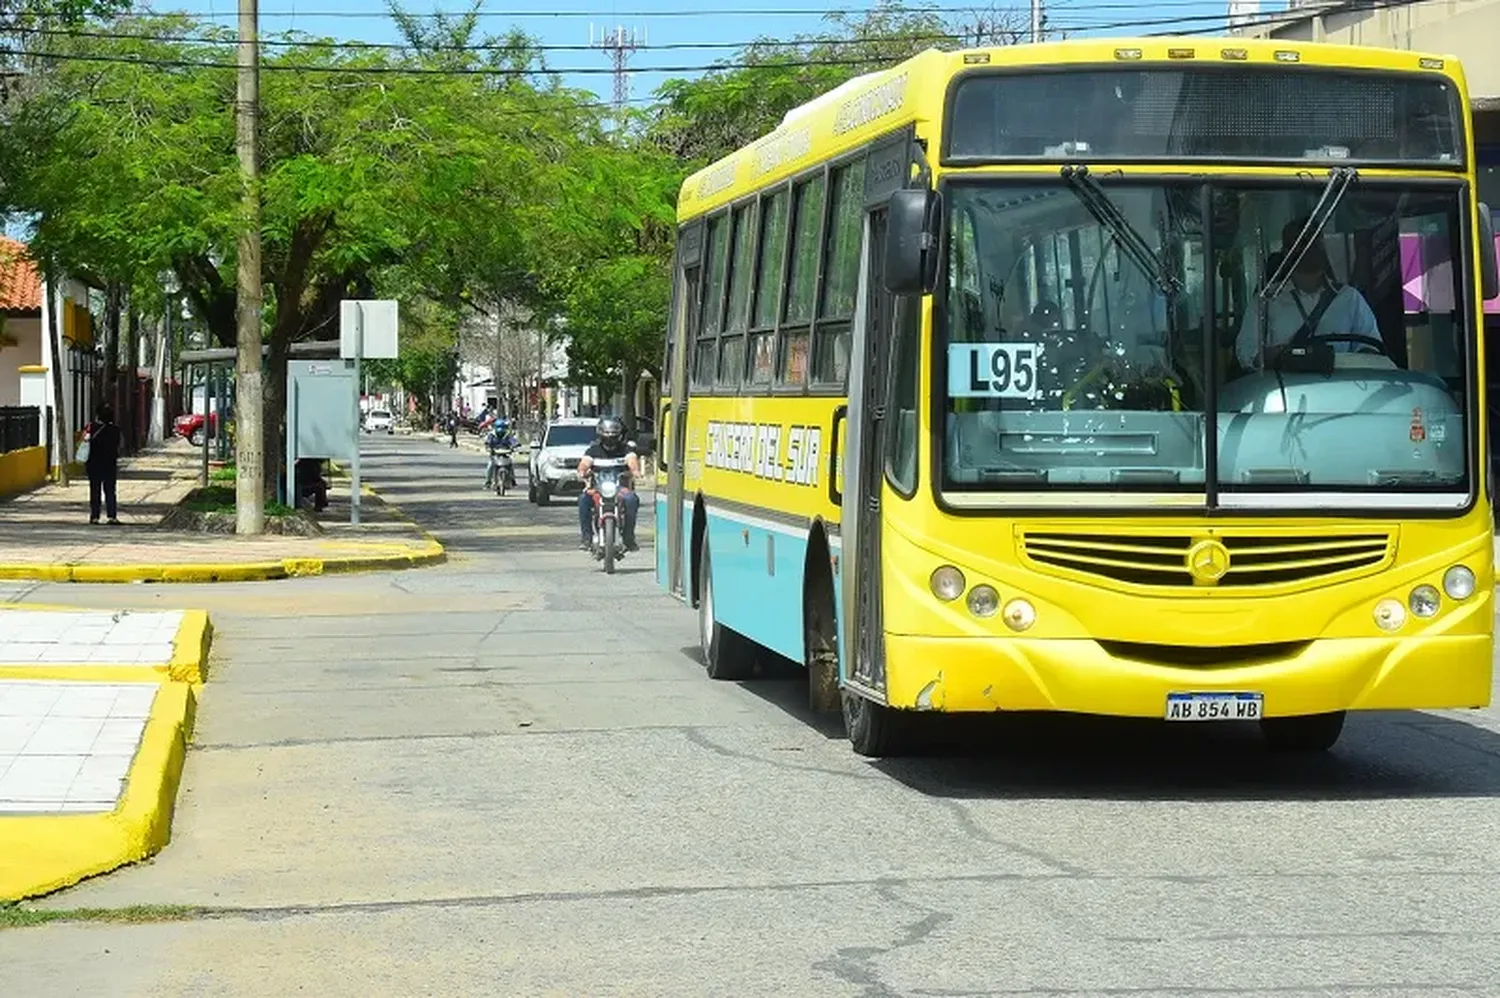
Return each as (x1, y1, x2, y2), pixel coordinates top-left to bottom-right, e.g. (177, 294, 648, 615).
(675, 36, 1469, 223)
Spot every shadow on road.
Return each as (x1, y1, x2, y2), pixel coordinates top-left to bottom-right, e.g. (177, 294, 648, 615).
(364, 434, 1500, 802)
(868, 709, 1500, 802)
(717, 645, 1500, 802)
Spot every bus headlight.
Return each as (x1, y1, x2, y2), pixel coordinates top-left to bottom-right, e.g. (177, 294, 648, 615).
(1374, 598, 1407, 631)
(1409, 585, 1441, 618)
(1002, 599, 1036, 632)
(967, 585, 999, 618)
(1443, 565, 1477, 600)
(929, 566, 965, 602)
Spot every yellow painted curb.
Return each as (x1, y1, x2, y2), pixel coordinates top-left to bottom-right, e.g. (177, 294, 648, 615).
(169, 610, 213, 684)
(0, 682, 197, 901)
(0, 610, 213, 685)
(0, 542, 446, 584)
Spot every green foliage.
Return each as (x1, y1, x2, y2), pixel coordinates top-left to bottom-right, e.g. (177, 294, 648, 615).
(0, 0, 1000, 455)
(649, 3, 1023, 167)
(562, 255, 670, 387)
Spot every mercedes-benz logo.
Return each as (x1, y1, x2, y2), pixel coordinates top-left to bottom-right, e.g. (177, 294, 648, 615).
(1186, 539, 1231, 585)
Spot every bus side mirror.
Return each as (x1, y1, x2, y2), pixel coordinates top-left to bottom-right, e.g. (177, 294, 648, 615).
(885, 188, 942, 296)
(1479, 203, 1498, 301)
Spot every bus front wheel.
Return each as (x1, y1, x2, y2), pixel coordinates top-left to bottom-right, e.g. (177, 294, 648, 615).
(1260, 711, 1345, 753)
(843, 691, 915, 758)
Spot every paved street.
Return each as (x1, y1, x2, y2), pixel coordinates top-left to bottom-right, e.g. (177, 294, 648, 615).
(2, 434, 1499, 997)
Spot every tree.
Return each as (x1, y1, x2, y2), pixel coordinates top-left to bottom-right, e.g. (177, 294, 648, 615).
(3, 13, 602, 494)
(562, 255, 669, 430)
(650, 3, 1026, 166)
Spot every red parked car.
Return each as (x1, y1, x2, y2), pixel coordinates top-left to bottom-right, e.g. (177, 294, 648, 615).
(174, 411, 219, 446)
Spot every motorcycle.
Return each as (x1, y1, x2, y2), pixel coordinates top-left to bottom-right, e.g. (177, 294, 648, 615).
(488, 445, 516, 496)
(586, 458, 630, 574)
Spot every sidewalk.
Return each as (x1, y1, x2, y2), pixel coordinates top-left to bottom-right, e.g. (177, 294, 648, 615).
(0, 439, 444, 582)
(0, 605, 212, 900)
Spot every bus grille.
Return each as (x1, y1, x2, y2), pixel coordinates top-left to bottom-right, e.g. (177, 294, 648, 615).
(1019, 531, 1394, 588)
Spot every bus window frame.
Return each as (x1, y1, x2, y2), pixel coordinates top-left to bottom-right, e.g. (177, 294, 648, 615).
(690, 209, 733, 391)
(937, 64, 1470, 173)
(676, 126, 917, 401)
(775, 171, 830, 395)
(925, 170, 1485, 520)
(715, 199, 761, 392)
(746, 181, 793, 393)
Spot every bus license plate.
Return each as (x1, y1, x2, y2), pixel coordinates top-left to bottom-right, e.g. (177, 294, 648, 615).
(1165, 692, 1263, 721)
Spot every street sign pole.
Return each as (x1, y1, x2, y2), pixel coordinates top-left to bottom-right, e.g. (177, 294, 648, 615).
(351, 302, 363, 525)
(284, 373, 297, 509)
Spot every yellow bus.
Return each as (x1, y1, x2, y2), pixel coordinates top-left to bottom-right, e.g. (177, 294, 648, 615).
(655, 38, 1500, 756)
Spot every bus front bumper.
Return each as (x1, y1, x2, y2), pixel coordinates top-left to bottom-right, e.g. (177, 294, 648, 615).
(881, 633, 1493, 717)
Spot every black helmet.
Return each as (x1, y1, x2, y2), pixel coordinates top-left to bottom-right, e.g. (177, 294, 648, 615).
(597, 416, 625, 447)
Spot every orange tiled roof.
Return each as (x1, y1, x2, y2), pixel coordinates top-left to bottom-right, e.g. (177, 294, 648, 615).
(0, 237, 42, 312)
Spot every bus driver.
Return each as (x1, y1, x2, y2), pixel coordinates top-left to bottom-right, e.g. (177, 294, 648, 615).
(1234, 217, 1380, 370)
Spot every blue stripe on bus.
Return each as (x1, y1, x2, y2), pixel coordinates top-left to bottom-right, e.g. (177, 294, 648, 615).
(702, 507, 809, 664)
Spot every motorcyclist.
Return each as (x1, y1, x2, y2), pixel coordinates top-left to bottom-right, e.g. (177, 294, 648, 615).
(483, 416, 516, 489)
(576, 415, 640, 552)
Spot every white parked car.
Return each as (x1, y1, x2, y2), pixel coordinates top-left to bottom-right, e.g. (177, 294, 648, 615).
(364, 409, 394, 434)
(528, 417, 597, 506)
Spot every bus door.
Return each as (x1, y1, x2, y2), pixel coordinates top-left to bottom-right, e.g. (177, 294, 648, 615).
(843, 205, 894, 697)
(664, 221, 705, 600)
(836, 162, 905, 702)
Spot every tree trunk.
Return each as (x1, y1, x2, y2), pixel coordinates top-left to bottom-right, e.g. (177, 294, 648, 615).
(102, 282, 122, 423)
(42, 266, 70, 486)
(124, 305, 140, 453)
(620, 363, 638, 433)
(262, 337, 288, 502)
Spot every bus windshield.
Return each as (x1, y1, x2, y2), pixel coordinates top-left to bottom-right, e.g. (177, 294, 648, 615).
(941, 178, 1472, 503)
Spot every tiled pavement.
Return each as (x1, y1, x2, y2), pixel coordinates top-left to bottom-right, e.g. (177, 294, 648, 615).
(0, 609, 182, 665)
(0, 682, 157, 814)
(0, 609, 181, 815)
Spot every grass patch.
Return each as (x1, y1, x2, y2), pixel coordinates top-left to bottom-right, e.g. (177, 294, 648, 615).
(183, 485, 296, 518)
(0, 902, 201, 931)
(209, 464, 236, 483)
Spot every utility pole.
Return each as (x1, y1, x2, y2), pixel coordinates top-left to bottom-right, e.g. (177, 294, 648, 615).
(1030, 0, 1044, 42)
(235, 0, 265, 534)
(591, 24, 642, 127)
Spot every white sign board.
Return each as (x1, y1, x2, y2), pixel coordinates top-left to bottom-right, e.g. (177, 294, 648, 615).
(340, 299, 400, 359)
(947, 343, 1042, 399)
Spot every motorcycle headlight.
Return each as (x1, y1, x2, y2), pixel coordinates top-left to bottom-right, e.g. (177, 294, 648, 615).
(598, 479, 619, 498)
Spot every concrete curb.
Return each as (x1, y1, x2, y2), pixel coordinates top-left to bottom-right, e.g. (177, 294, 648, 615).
(0, 681, 197, 901)
(0, 542, 446, 584)
(0, 477, 447, 584)
(0, 609, 213, 686)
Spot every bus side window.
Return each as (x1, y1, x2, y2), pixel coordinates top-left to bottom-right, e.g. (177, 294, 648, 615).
(885, 296, 921, 496)
(693, 212, 730, 387)
(748, 188, 790, 386)
(717, 202, 757, 390)
(780, 174, 826, 387)
(813, 159, 866, 386)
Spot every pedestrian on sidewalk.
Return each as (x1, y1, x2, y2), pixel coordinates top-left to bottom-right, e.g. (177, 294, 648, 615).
(447, 411, 459, 448)
(83, 402, 122, 525)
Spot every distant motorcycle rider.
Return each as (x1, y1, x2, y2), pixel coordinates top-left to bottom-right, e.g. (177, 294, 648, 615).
(576, 415, 640, 552)
(483, 416, 516, 489)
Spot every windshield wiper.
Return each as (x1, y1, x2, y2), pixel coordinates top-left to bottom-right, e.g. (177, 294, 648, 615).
(1060, 165, 1181, 297)
(1259, 166, 1358, 303)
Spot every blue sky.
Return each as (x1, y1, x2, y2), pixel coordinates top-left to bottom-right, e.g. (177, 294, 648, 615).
(151, 0, 1261, 105)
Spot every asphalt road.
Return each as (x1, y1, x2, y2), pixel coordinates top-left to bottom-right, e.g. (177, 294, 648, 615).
(3, 434, 1500, 997)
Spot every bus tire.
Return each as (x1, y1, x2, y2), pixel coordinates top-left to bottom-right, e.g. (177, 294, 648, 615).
(1260, 711, 1345, 753)
(698, 540, 756, 680)
(842, 691, 915, 758)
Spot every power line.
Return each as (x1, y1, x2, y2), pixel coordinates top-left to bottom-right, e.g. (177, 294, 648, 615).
(0, 45, 915, 74)
(4, 0, 1461, 80)
(129, 2, 1242, 20)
